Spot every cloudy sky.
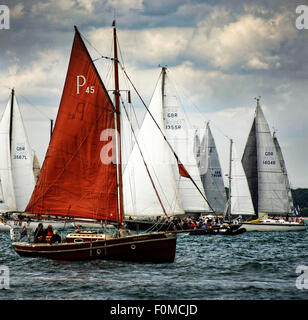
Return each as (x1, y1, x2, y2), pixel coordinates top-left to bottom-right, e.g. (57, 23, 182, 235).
(1, 0, 308, 188)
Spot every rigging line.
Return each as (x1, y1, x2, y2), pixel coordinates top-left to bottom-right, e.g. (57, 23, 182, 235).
(78, 30, 139, 131)
(168, 70, 233, 142)
(120, 66, 216, 213)
(14, 92, 52, 121)
(165, 70, 195, 130)
(167, 70, 207, 128)
(120, 96, 168, 218)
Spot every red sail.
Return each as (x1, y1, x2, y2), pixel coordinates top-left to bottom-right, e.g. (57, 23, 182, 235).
(26, 28, 119, 222)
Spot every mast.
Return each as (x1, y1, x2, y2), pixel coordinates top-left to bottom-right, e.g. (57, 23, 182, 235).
(113, 21, 124, 226)
(161, 66, 166, 109)
(50, 119, 54, 140)
(227, 138, 233, 220)
(9, 88, 14, 152)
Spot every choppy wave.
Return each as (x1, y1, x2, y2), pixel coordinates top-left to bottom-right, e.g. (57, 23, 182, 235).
(0, 229, 308, 300)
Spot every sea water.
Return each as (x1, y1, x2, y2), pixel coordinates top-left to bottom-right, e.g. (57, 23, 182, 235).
(0, 229, 308, 300)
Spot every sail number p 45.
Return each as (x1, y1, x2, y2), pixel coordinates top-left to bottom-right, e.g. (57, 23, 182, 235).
(76, 75, 95, 94)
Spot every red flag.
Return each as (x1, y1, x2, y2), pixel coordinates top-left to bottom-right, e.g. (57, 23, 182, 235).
(177, 163, 190, 178)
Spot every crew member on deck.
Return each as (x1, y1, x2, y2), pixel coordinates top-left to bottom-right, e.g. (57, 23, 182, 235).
(50, 230, 61, 244)
(45, 225, 54, 243)
(34, 223, 45, 243)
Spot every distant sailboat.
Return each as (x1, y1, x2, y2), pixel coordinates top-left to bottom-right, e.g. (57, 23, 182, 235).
(195, 123, 227, 215)
(240, 98, 305, 231)
(0, 90, 40, 231)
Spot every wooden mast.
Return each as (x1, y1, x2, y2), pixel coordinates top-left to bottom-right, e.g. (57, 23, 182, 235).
(113, 20, 124, 226)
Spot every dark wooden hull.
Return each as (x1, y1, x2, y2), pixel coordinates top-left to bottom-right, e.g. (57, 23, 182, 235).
(12, 232, 176, 263)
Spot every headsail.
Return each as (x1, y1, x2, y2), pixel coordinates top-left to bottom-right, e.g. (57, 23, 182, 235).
(26, 28, 119, 222)
(273, 131, 294, 212)
(230, 142, 254, 216)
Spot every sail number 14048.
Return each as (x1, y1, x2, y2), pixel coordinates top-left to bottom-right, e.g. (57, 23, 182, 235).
(263, 151, 276, 165)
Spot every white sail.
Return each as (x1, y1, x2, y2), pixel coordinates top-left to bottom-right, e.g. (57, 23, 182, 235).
(198, 123, 227, 214)
(0, 98, 16, 211)
(0, 91, 36, 212)
(230, 143, 254, 215)
(162, 70, 209, 214)
(10, 95, 36, 210)
(242, 99, 292, 216)
(272, 131, 294, 212)
(123, 73, 184, 217)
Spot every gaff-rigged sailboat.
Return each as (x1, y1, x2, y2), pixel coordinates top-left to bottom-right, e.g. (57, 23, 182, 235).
(12, 25, 177, 262)
(0, 90, 41, 232)
(240, 98, 306, 231)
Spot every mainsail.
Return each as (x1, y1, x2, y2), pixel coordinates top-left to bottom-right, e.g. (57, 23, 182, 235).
(242, 98, 292, 216)
(26, 28, 119, 222)
(0, 90, 36, 212)
(123, 69, 184, 217)
(196, 123, 227, 214)
(161, 68, 209, 214)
